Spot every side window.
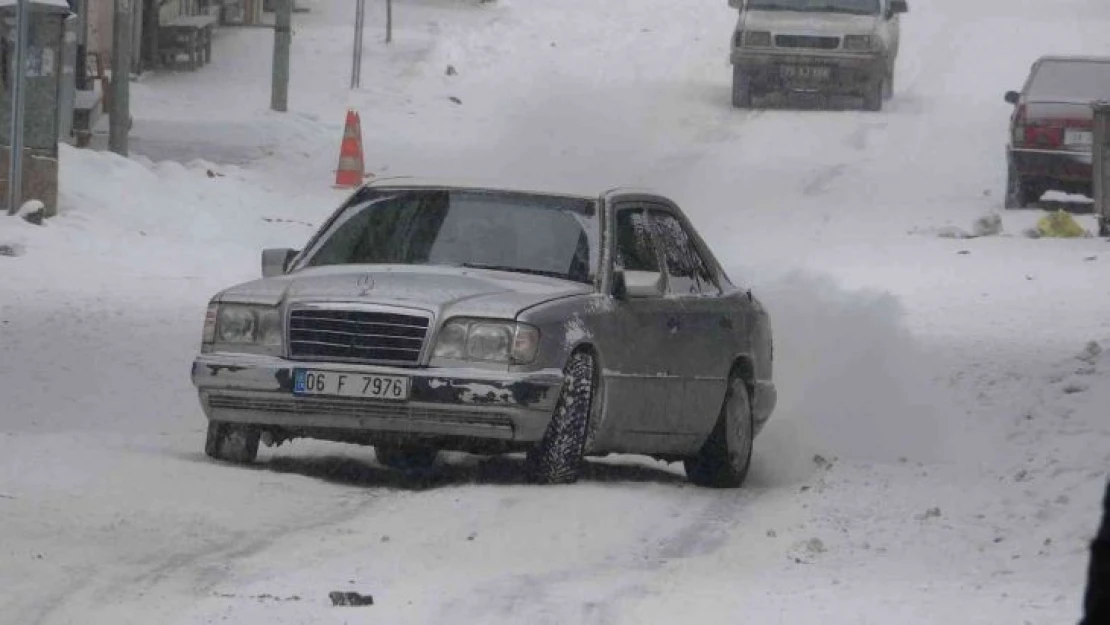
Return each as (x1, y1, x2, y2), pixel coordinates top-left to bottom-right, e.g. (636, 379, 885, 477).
(614, 206, 660, 273)
(649, 210, 718, 296)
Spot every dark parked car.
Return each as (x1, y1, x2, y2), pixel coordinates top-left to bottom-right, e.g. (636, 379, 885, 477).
(190, 179, 777, 487)
(1004, 55, 1110, 215)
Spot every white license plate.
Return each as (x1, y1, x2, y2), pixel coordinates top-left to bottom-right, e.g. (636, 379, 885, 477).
(781, 65, 831, 80)
(293, 369, 410, 401)
(1065, 129, 1092, 146)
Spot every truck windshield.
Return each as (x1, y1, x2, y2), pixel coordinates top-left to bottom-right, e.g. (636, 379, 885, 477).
(297, 188, 600, 284)
(1027, 59, 1110, 103)
(747, 0, 880, 15)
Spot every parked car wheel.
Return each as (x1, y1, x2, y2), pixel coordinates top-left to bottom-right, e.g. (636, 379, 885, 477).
(1099, 217, 1110, 238)
(205, 421, 260, 464)
(863, 79, 884, 111)
(375, 444, 439, 472)
(525, 351, 596, 485)
(883, 68, 895, 100)
(684, 375, 754, 489)
(732, 66, 752, 108)
(1004, 158, 1035, 209)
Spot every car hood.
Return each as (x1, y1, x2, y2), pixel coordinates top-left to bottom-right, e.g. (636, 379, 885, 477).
(741, 9, 879, 36)
(216, 265, 594, 320)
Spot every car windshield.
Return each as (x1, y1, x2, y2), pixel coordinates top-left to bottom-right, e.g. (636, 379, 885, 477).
(297, 187, 599, 284)
(1027, 59, 1110, 102)
(746, 0, 880, 15)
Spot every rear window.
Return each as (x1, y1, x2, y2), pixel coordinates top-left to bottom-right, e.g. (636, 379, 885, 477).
(1028, 59, 1110, 102)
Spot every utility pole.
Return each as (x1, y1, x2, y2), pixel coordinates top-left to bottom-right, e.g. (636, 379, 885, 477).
(271, 0, 291, 111)
(350, 0, 365, 89)
(6, 0, 30, 215)
(386, 0, 392, 44)
(109, 0, 132, 156)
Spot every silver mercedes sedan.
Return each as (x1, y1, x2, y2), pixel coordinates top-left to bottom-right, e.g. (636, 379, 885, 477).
(190, 179, 777, 488)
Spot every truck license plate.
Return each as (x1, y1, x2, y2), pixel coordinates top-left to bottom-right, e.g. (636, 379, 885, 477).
(781, 65, 831, 80)
(293, 369, 410, 401)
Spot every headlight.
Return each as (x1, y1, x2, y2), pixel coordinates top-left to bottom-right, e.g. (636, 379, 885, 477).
(212, 304, 282, 347)
(432, 319, 540, 365)
(743, 31, 772, 47)
(843, 35, 873, 51)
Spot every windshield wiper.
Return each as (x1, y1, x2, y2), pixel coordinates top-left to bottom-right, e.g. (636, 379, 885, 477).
(459, 263, 573, 281)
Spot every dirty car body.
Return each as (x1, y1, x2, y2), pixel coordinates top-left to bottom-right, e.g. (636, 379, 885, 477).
(190, 179, 776, 485)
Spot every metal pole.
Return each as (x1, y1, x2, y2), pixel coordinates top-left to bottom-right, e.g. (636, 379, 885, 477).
(1094, 101, 1110, 238)
(109, 0, 132, 156)
(7, 0, 30, 215)
(350, 0, 364, 89)
(271, 0, 291, 111)
(386, 0, 391, 44)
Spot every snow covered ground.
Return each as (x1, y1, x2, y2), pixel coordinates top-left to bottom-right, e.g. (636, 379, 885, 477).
(2, 0, 1109, 623)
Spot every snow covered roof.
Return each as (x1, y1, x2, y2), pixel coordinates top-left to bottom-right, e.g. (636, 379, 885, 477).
(0, 0, 72, 11)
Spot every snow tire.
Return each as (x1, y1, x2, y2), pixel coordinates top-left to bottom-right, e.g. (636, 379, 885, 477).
(732, 66, 752, 109)
(863, 79, 884, 112)
(525, 351, 596, 485)
(205, 421, 260, 464)
(684, 376, 754, 489)
(1005, 157, 1032, 209)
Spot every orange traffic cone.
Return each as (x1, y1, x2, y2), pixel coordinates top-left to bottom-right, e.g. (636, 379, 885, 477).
(334, 109, 366, 188)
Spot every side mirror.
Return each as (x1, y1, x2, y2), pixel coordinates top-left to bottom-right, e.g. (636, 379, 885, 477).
(890, 0, 908, 13)
(262, 248, 298, 278)
(613, 270, 665, 299)
(1004, 90, 1020, 105)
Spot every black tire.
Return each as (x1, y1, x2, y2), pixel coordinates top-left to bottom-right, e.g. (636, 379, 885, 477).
(684, 376, 754, 489)
(375, 444, 439, 472)
(525, 351, 596, 485)
(732, 66, 752, 109)
(1099, 217, 1110, 238)
(204, 421, 260, 464)
(883, 68, 894, 100)
(1005, 157, 1032, 209)
(863, 78, 884, 111)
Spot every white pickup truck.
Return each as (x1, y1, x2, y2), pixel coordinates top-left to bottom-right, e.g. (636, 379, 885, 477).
(728, 0, 908, 111)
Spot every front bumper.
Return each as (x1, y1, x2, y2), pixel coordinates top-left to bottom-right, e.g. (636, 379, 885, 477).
(731, 49, 885, 94)
(1010, 147, 1093, 184)
(191, 353, 564, 442)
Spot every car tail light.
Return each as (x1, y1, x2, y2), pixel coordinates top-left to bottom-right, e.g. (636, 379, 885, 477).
(1024, 124, 1064, 148)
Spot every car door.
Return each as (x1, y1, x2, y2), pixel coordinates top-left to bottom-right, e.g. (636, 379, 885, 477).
(600, 201, 681, 452)
(645, 205, 735, 441)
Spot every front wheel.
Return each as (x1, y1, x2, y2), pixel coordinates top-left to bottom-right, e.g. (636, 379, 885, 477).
(205, 421, 260, 464)
(684, 376, 754, 488)
(732, 66, 752, 109)
(525, 351, 596, 485)
(863, 78, 884, 111)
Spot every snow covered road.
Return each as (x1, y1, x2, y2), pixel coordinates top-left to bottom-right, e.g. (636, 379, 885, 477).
(2, 0, 1109, 623)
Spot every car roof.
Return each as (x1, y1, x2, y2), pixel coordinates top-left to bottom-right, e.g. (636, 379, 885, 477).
(361, 176, 672, 205)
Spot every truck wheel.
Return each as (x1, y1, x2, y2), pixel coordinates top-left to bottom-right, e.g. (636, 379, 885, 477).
(525, 351, 596, 485)
(375, 444, 439, 472)
(732, 66, 752, 108)
(205, 421, 260, 464)
(684, 375, 754, 488)
(863, 79, 884, 111)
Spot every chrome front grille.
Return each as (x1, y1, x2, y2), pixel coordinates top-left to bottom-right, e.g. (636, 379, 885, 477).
(775, 35, 840, 50)
(288, 308, 430, 365)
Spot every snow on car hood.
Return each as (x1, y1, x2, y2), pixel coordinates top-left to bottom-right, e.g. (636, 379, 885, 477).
(216, 264, 594, 320)
(741, 10, 879, 37)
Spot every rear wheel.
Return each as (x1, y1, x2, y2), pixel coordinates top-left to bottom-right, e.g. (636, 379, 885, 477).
(525, 351, 596, 485)
(1099, 216, 1110, 238)
(205, 421, 260, 464)
(1005, 157, 1035, 209)
(684, 376, 754, 488)
(732, 66, 752, 108)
